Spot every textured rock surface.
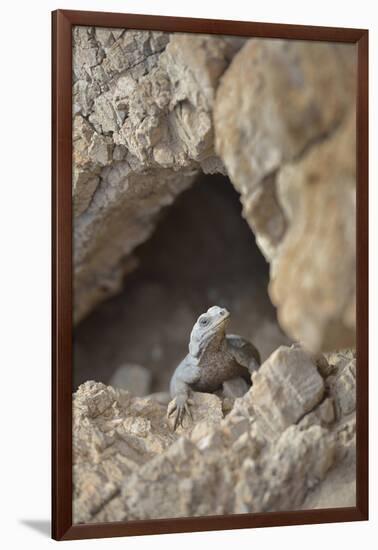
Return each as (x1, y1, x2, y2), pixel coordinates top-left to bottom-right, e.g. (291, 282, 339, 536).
(73, 347, 356, 523)
(250, 345, 324, 440)
(73, 27, 244, 321)
(214, 40, 356, 351)
(271, 112, 356, 351)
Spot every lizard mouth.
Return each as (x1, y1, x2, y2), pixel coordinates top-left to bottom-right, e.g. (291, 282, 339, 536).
(205, 310, 230, 332)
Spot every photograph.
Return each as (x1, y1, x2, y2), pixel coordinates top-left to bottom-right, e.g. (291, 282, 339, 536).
(71, 23, 358, 524)
(51, 9, 368, 540)
(2, 1, 375, 548)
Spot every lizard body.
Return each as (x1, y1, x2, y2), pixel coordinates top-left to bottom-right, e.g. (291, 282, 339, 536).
(168, 306, 260, 429)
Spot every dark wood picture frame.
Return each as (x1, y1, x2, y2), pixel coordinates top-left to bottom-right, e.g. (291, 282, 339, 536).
(52, 9, 369, 541)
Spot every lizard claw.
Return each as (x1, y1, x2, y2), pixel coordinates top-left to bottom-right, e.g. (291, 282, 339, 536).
(167, 396, 193, 430)
(167, 400, 177, 417)
(184, 402, 193, 420)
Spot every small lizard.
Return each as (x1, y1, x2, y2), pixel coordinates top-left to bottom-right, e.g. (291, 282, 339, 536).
(167, 305, 261, 429)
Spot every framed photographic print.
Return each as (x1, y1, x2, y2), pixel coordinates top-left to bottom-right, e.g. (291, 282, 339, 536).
(52, 9, 368, 541)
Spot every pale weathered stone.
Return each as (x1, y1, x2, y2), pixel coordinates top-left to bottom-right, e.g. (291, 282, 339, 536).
(73, 28, 244, 322)
(250, 346, 324, 440)
(214, 39, 356, 352)
(298, 397, 335, 429)
(214, 39, 355, 253)
(73, 348, 355, 523)
(271, 112, 356, 351)
(234, 425, 336, 513)
(117, 437, 234, 520)
(109, 364, 152, 396)
(326, 350, 356, 419)
(72, 380, 177, 521)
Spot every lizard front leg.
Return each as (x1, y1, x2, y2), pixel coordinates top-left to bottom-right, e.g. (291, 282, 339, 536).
(168, 356, 200, 430)
(226, 334, 261, 378)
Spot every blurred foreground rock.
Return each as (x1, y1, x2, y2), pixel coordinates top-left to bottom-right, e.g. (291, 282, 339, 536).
(109, 363, 152, 396)
(73, 347, 356, 523)
(214, 40, 356, 351)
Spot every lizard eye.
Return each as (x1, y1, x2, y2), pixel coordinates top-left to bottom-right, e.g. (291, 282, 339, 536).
(199, 317, 209, 326)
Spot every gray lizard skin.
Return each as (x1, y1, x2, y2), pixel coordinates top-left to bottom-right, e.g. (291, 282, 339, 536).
(167, 305, 261, 429)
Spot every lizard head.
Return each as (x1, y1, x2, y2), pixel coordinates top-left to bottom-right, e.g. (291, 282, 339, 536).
(189, 306, 230, 358)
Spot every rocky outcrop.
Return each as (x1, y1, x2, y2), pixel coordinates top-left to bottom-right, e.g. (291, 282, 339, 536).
(73, 29, 356, 352)
(73, 347, 356, 523)
(73, 27, 244, 322)
(214, 40, 356, 351)
(249, 345, 325, 440)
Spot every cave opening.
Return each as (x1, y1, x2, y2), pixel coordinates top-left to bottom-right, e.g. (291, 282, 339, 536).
(73, 174, 290, 392)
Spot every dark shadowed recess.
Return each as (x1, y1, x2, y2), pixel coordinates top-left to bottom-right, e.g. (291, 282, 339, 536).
(73, 174, 290, 392)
